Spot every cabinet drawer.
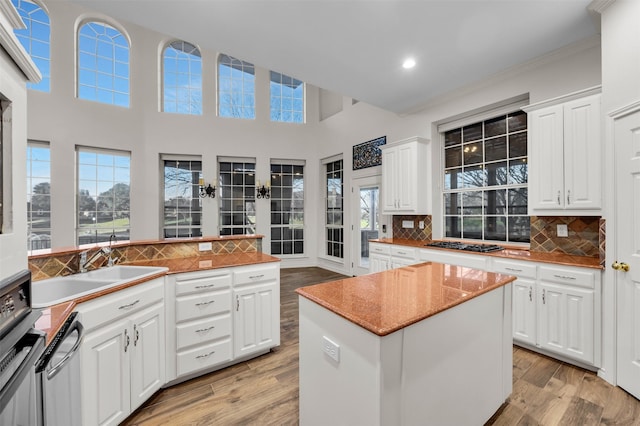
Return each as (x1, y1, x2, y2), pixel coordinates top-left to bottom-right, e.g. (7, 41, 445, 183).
(77, 278, 164, 331)
(176, 314, 231, 350)
(391, 246, 416, 259)
(494, 260, 537, 279)
(539, 266, 595, 289)
(176, 290, 231, 322)
(175, 270, 231, 296)
(419, 249, 487, 270)
(176, 339, 232, 377)
(233, 264, 278, 286)
(370, 244, 391, 255)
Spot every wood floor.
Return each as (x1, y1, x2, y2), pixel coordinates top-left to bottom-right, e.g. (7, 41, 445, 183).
(124, 267, 640, 426)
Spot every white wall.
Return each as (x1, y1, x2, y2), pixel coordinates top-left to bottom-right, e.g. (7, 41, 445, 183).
(24, 1, 602, 276)
(0, 44, 29, 277)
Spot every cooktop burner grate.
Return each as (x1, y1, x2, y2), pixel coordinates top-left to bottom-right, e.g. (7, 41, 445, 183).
(426, 241, 504, 253)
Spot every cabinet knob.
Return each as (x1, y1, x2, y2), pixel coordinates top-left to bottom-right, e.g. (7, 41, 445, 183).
(557, 191, 561, 205)
(612, 261, 630, 272)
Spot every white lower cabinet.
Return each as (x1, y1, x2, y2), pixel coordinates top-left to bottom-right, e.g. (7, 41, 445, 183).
(368, 243, 419, 272)
(77, 278, 165, 426)
(233, 263, 280, 358)
(369, 254, 390, 272)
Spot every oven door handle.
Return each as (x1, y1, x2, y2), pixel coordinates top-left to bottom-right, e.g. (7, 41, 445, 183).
(46, 321, 84, 381)
(0, 333, 45, 413)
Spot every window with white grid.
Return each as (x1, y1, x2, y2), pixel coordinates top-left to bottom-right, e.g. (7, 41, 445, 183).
(270, 71, 304, 123)
(163, 157, 202, 238)
(77, 147, 130, 244)
(27, 141, 51, 250)
(77, 21, 129, 107)
(163, 41, 202, 115)
(218, 54, 255, 119)
(219, 159, 256, 235)
(270, 161, 304, 256)
(443, 110, 529, 243)
(12, 0, 50, 92)
(324, 158, 343, 259)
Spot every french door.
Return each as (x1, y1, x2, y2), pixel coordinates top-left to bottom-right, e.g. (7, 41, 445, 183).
(351, 176, 386, 276)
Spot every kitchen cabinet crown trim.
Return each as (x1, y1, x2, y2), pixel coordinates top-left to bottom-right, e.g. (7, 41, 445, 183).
(522, 85, 602, 112)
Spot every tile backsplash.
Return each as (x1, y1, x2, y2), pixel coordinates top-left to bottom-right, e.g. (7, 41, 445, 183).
(392, 215, 432, 241)
(530, 216, 603, 260)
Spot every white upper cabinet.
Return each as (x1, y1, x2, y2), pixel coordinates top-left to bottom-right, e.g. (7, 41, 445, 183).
(381, 137, 431, 215)
(525, 87, 602, 215)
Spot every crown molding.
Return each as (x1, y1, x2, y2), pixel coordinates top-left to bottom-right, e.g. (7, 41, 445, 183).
(588, 0, 617, 14)
(0, 0, 42, 83)
(0, 0, 25, 30)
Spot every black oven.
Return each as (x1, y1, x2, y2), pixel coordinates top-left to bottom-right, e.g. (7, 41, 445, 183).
(0, 270, 45, 426)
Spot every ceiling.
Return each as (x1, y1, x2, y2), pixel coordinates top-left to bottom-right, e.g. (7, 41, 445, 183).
(69, 0, 598, 114)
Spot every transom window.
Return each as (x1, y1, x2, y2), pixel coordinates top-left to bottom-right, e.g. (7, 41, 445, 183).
(443, 110, 529, 243)
(218, 54, 255, 119)
(270, 161, 304, 256)
(77, 21, 129, 107)
(163, 157, 202, 238)
(324, 158, 343, 259)
(27, 141, 51, 250)
(77, 147, 130, 244)
(163, 41, 202, 115)
(270, 71, 304, 123)
(12, 0, 50, 92)
(219, 159, 256, 236)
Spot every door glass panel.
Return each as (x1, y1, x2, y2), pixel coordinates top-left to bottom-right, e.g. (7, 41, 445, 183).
(358, 186, 379, 268)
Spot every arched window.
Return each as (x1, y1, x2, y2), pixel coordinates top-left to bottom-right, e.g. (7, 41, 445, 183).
(12, 0, 50, 92)
(163, 41, 202, 114)
(218, 54, 255, 119)
(270, 71, 304, 123)
(77, 20, 129, 107)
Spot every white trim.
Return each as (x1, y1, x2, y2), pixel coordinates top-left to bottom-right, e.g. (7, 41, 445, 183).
(436, 95, 529, 133)
(522, 85, 602, 112)
(217, 156, 256, 163)
(321, 153, 342, 164)
(0, 0, 41, 83)
(588, 0, 616, 14)
(160, 153, 202, 162)
(0, 0, 25, 29)
(608, 100, 640, 119)
(271, 158, 306, 166)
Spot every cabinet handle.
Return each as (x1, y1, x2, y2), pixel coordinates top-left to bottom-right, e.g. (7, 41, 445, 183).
(133, 324, 139, 346)
(557, 191, 561, 205)
(567, 190, 571, 205)
(249, 274, 264, 279)
(397, 251, 407, 255)
(196, 326, 216, 333)
(553, 274, 576, 281)
(505, 267, 522, 273)
(542, 289, 546, 304)
(124, 329, 130, 352)
(529, 286, 532, 302)
(195, 284, 215, 289)
(196, 351, 215, 359)
(119, 299, 140, 310)
(195, 300, 215, 306)
(236, 295, 240, 311)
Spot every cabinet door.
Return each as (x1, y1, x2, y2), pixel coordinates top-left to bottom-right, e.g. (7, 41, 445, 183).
(81, 319, 130, 426)
(528, 104, 565, 211)
(381, 147, 398, 212)
(234, 283, 279, 358)
(369, 254, 390, 273)
(538, 282, 594, 364)
(563, 94, 601, 210)
(397, 142, 418, 211)
(130, 303, 165, 412)
(512, 278, 536, 346)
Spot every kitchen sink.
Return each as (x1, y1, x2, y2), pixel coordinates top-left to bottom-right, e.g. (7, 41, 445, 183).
(32, 265, 168, 308)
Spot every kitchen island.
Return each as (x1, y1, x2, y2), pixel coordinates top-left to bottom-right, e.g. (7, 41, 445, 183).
(296, 262, 516, 426)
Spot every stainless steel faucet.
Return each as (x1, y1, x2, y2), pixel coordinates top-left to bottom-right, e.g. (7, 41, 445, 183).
(107, 234, 118, 267)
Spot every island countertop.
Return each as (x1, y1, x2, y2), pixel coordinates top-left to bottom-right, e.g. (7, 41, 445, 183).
(296, 261, 516, 336)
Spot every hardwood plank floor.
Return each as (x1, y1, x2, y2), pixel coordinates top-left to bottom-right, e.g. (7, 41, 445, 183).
(123, 267, 640, 426)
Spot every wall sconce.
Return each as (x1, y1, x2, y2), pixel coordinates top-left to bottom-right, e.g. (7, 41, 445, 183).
(199, 179, 216, 198)
(256, 180, 271, 199)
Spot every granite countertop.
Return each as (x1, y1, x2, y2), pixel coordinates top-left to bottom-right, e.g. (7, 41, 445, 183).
(34, 251, 280, 345)
(371, 238, 603, 269)
(296, 262, 516, 336)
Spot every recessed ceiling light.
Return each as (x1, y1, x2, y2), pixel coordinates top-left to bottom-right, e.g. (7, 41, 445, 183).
(402, 58, 416, 69)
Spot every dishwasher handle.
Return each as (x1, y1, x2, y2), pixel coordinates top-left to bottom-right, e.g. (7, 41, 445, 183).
(46, 321, 84, 381)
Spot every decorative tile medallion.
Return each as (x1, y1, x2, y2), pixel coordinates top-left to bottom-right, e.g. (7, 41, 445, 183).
(353, 136, 386, 170)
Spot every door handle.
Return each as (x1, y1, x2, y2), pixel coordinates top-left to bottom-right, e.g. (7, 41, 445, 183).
(612, 261, 630, 272)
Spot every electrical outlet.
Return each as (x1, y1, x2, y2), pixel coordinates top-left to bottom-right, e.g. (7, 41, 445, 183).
(402, 220, 414, 229)
(322, 336, 340, 362)
(198, 242, 212, 251)
(419, 220, 425, 229)
(557, 224, 568, 238)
